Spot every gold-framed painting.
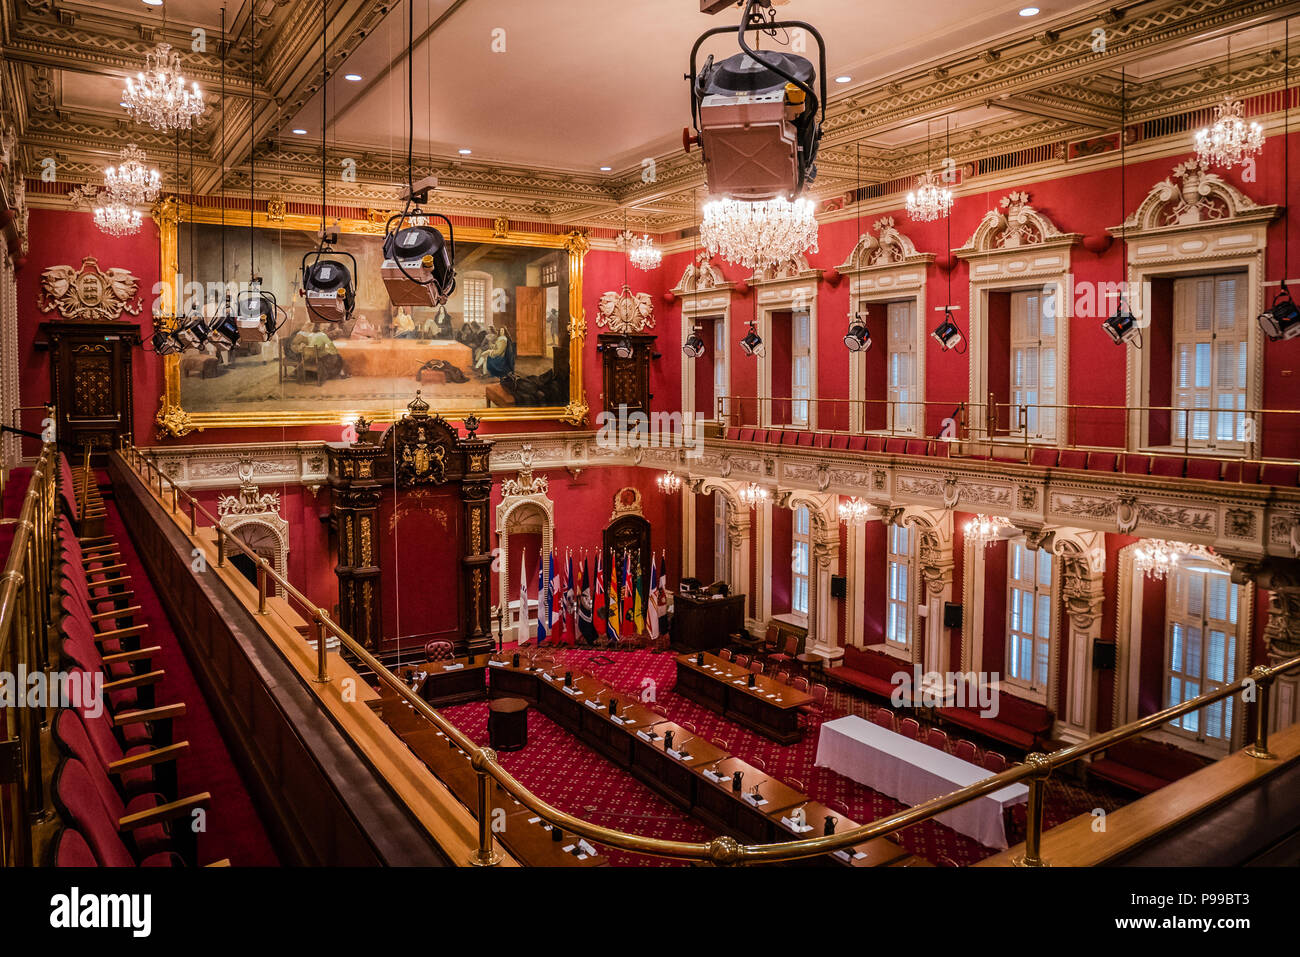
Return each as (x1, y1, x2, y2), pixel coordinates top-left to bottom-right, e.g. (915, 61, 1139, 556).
(152, 197, 589, 438)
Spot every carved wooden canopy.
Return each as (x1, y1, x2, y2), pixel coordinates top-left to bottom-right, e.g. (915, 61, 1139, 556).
(371, 391, 490, 489)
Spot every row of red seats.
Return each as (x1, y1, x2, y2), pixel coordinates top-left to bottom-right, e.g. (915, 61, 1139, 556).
(723, 428, 1298, 486)
(44, 458, 224, 867)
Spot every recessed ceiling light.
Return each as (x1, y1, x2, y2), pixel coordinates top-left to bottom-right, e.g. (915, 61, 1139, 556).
(1019, 6, 1040, 15)
(344, 73, 363, 82)
(143, 0, 163, 6)
(599, 165, 612, 171)
(835, 75, 852, 83)
(292, 128, 308, 135)
(458, 148, 472, 155)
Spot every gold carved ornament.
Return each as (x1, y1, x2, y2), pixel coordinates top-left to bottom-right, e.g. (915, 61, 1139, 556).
(596, 284, 655, 335)
(38, 257, 144, 322)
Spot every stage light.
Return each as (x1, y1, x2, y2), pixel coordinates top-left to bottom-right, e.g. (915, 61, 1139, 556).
(687, 0, 826, 201)
(205, 306, 242, 350)
(382, 180, 456, 308)
(844, 313, 871, 352)
(175, 314, 211, 350)
(683, 328, 706, 358)
(236, 283, 287, 341)
(740, 323, 765, 358)
(301, 244, 358, 323)
(1102, 304, 1142, 347)
(1258, 284, 1300, 341)
(150, 330, 182, 355)
(931, 310, 964, 352)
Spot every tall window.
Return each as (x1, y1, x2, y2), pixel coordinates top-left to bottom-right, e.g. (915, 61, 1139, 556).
(792, 507, 810, 617)
(712, 319, 727, 420)
(461, 275, 488, 327)
(1010, 289, 1057, 441)
(1007, 538, 1053, 693)
(1166, 561, 1239, 746)
(791, 310, 811, 427)
(713, 492, 728, 583)
(1173, 274, 1247, 452)
(886, 524, 912, 653)
(886, 300, 917, 434)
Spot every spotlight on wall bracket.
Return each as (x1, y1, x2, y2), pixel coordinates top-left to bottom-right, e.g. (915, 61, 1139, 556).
(683, 326, 706, 358)
(740, 322, 765, 358)
(1102, 303, 1142, 347)
(843, 312, 871, 352)
(1258, 283, 1300, 341)
(301, 240, 358, 323)
(931, 308, 965, 353)
(382, 176, 456, 307)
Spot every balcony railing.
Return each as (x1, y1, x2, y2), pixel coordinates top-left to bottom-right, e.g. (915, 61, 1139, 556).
(24, 438, 1292, 867)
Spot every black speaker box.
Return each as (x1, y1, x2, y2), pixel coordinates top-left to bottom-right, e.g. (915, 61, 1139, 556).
(1092, 640, 1117, 671)
(830, 575, 846, 599)
(943, 602, 962, 629)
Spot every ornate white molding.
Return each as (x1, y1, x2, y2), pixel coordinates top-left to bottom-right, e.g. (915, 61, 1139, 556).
(954, 191, 1082, 259)
(596, 284, 655, 334)
(1111, 158, 1282, 237)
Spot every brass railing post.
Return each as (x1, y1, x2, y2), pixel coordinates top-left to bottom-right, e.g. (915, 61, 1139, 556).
(216, 527, 226, 567)
(469, 748, 502, 866)
(189, 499, 197, 536)
(1245, 665, 1276, 760)
(1016, 752, 1052, 867)
(312, 612, 329, 684)
(256, 561, 268, 615)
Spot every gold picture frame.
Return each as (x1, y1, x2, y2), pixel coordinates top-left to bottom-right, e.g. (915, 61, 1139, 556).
(152, 196, 590, 438)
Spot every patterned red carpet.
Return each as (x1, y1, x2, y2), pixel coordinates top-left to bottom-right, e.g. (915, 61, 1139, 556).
(445, 644, 1127, 867)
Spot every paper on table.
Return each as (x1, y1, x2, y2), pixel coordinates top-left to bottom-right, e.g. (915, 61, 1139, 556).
(562, 685, 583, 696)
(441, 662, 465, 671)
(834, 849, 868, 862)
(636, 730, 653, 742)
(487, 659, 506, 668)
(667, 748, 693, 761)
(781, 817, 814, 833)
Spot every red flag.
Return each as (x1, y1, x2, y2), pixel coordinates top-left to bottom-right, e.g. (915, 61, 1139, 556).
(620, 551, 636, 636)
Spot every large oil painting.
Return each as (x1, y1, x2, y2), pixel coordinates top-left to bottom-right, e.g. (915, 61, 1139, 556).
(158, 208, 588, 434)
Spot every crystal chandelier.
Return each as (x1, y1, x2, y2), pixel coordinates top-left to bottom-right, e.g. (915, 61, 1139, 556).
(837, 497, 872, 526)
(905, 170, 953, 222)
(103, 144, 161, 205)
(123, 42, 205, 131)
(737, 483, 769, 509)
(700, 196, 818, 270)
(616, 229, 662, 271)
(656, 471, 682, 494)
(1133, 539, 1215, 580)
(93, 200, 143, 237)
(963, 514, 1012, 549)
(1193, 96, 1264, 169)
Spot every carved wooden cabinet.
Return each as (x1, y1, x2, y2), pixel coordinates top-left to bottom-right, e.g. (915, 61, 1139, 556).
(39, 319, 141, 458)
(597, 332, 657, 417)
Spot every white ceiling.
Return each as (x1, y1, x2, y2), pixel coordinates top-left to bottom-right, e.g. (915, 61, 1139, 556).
(282, 0, 1090, 173)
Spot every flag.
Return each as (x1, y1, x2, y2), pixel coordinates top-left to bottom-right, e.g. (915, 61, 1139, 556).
(517, 554, 529, 646)
(554, 554, 568, 645)
(565, 551, 577, 646)
(577, 553, 597, 645)
(646, 554, 660, 641)
(593, 551, 606, 637)
(536, 549, 549, 645)
(621, 551, 636, 635)
(549, 549, 561, 634)
(634, 555, 645, 634)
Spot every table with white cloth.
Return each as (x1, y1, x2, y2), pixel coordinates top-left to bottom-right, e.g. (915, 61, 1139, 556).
(814, 715, 1029, 849)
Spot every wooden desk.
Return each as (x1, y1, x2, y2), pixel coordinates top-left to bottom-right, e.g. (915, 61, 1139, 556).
(671, 592, 746, 652)
(400, 656, 487, 706)
(693, 756, 804, 844)
(486, 658, 540, 702)
(628, 720, 726, 811)
(767, 799, 910, 867)
(577, 693, 661, 768)
(675, 653, 812, 744)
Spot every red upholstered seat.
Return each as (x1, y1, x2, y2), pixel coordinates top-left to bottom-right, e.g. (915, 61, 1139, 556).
(926, 727, 950, 751)
(871, 707, 896, 732)
(847, 436, 869, 451)
(813, 432, 833, 448)
(899, 717, 921, 740)
(1088, 452, 1120, 472)
(51, 760, 183, 868)
(885, 437, 907, 454)
(904, 439, 928, 456)
(1184, 458, 1222, 481)
(1222, 461, 1259, 483)
(46, 827, 101, 867)
(1121, 454, 1150, 475)
(830, 434, 850, 450)
(781, 430, 801, 446)
(796, 430, 816, 447)
(1149, 456, 1185, 478)
(1088, 738, 1209, 794)
(982, 751, 1008, 772)
(937, 690, 1054, 751)
(953, 740, 979, 764)
(424, 639, 454, 662)
(1057, 450, 1088, 470)
(737, 428, 755, 442)
(1030, 448, 1059, 467)
(1260, 463, 1300, 487)
(825, 645, 906, 701)
(865, 435, 885, 453)
(931, 441, 951, 457)
(725, 427, 741, 441)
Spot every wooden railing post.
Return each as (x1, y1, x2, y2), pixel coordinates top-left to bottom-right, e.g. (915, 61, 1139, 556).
(1245, 665, 1277, 760)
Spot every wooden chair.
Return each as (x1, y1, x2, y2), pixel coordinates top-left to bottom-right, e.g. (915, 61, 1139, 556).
(791, 676, 810, 693)
(954, 740, 979, 764)
(734, 654, 750, 669)
(775, 671, 791, 685)
(870, 707, 896, 732)
(768, 633, 798, 669)
(750, 756, 767, 772)
(711, 737, 730, 752)
(799, 683, 829, 728)
(981, 750, 1008, 773)
(718, 648, 733, 662)
(899, 717, 921, 740)
(749, 659, 764, 675)
(926, 727, 949, 751)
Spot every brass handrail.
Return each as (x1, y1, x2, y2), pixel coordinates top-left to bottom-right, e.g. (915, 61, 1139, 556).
(114, 439, 1300, 866)
(0, 446, 57, 868)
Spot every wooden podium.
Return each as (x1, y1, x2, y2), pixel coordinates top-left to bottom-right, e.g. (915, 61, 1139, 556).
(671, 592, 746, 652)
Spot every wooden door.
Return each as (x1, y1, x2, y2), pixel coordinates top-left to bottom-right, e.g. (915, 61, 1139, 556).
(515, 286, 545, 357)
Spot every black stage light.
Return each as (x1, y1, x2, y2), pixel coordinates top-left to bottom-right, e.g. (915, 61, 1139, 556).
(1102, 304, 1141, 347)
(382, 189, 456, 307)
(683, 328, 706, 358)
(1258, 284, 1300, 342)
(931, 310, 964, 352)
(844, 313, 871, 352)
(236, 280, 287, 342)
(205, 304, 242, 350)
(151, 329, 183, 355)
(175, 312, 211, 350)
(740, 323, 765, 358)
(302, 247, 358, 323)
